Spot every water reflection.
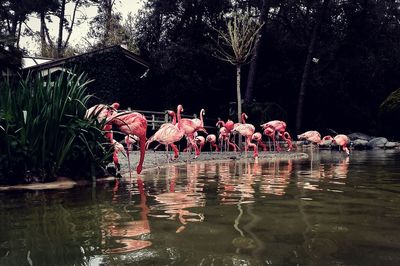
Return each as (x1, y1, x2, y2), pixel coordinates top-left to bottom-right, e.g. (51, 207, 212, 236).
(102, 178, 151, 254)
(259, 160, 293, 196)
(150, 165, 205, 233)
(2, 151, 400, 265)
(297, 152, 350, 192)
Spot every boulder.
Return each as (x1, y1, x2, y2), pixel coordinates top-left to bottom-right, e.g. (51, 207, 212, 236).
(348, 132, 373, 141)
(385, 142, 399, 149)
(319, 139, 333, 148)
(352, 139, 369, 149)
(367, 137, 388, 148)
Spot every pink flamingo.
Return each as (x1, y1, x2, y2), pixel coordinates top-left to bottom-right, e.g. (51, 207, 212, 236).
(297, 130, 322, 145)
(252, 132, 267, 151)
(178, 108, 207, 158)
(323, 134, 350, 155)
(124, 134, 139, 152)
(111, 139, 125, 171)
(232, 113, 258, 158)
(195, 135, 206, 152)
(184, 133, 207, 153)
(261, 120, 293, 151)
(206, 134, 220, 151)
(216, 119, 238, 152)
(146, 109, 184, 159)
(85, 102, 119, 143)
(216, 119, 235, 133)
(108, 106, 147, 175)
(218, 126, 239, 151)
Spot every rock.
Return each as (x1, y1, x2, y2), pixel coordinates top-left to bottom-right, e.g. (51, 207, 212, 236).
(348, 132, 373, 141)
(294, 141, 304, 147)
(367, 137, 388, 148)
(385, 141, 399, 149)
(353, 139, 369, 149)
(319, 139, 332, 147)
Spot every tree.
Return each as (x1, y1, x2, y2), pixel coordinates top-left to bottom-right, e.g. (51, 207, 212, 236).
(295, 0, 330, 133)
(212, 12, 263, 122)
(244, 0, 270, 104)
(35, 0, 88, 58)
(87, 0, 125, 49)
(133, 0, 232, 116)
(0, 0, 57, 72)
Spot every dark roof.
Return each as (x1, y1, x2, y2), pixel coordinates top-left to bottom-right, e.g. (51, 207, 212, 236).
(24, 45, 149, 71)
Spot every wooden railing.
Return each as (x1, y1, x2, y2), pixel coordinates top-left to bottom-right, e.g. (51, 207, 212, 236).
(127, 108, 216, 131)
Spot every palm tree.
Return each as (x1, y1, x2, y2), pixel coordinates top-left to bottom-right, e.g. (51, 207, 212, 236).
(212, 12, 263, 123)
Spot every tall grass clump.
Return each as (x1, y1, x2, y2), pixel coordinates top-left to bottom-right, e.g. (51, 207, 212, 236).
(0, 70, 112, 184)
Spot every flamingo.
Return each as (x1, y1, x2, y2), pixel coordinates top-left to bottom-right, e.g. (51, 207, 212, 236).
(297, 130, 322, 145)
(216, 119, 238, 152)
(108, 106, 147, 175)
(85, 102, 119, 143)
(252, 132, 267, 151)
(216, 119, 235, 133)
(111, 139, 125, 171)
(124, 134, 139, 151)
(146, 109, 184, 159)
(206, 134, 220, 151)
(195, 135, 206, 152)
(261, 120, 293, 151)
(218, 126, 239, 151)
(323, 134, 350, 155)
(178, 108, 207, 158)
(232, 113, 258, 158)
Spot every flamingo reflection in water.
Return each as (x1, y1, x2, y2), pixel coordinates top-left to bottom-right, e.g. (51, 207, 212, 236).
(101, 178, 151, 254)
(259, 160, 293, 196)
(215, 161, 266, 254)
(218, 161, 264, 205)
(297, 154, 350, 192)
(151, 165, 205, 233)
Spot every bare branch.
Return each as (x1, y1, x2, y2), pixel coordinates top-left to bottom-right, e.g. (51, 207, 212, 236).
(63, 0, 81, 49)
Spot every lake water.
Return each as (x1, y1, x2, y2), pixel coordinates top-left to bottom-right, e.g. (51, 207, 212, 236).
(1, 150, 400, 265)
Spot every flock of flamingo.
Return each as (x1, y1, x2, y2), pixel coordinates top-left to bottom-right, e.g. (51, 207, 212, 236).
(85, 103, 351, 175)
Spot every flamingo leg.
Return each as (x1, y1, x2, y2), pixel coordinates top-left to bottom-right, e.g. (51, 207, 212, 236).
(170, 143, 180, 159)
(126, 147, 132, 179)
(187, 135, 200, 158)
(258, 140, 267, 151)
(136, 135, 146, 174)
(246, 137, 258, 158)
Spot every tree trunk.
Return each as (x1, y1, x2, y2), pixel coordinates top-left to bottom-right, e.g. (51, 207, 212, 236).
(57, 0, 66, 58)
(16, 20, 22, 48)
(295, 0, 330, 133)
(244, 0, 270, 103)
(236, 64, 242, 123)
(40, 12, 47, 56)
(102, 0, 113, 47)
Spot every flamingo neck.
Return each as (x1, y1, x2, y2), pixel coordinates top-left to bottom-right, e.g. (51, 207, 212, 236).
(200, 109, 205, 127)
(170, 111, 176, 125)
(241, 113, 247, 124)
(216, 120, 225, 127)
(177, 105, 182, 124)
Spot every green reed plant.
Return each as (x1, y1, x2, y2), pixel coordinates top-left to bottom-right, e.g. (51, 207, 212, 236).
(0, 70, 113, 184)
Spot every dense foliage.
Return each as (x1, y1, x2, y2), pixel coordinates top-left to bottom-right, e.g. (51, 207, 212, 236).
(132, 0, 400, 137)
(0, 71, 112, 184)
(3, 0, 400, 138)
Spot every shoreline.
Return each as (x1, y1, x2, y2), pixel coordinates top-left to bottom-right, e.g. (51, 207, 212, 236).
(0, 151, 308, 191)
(124, 151, 308, 175)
